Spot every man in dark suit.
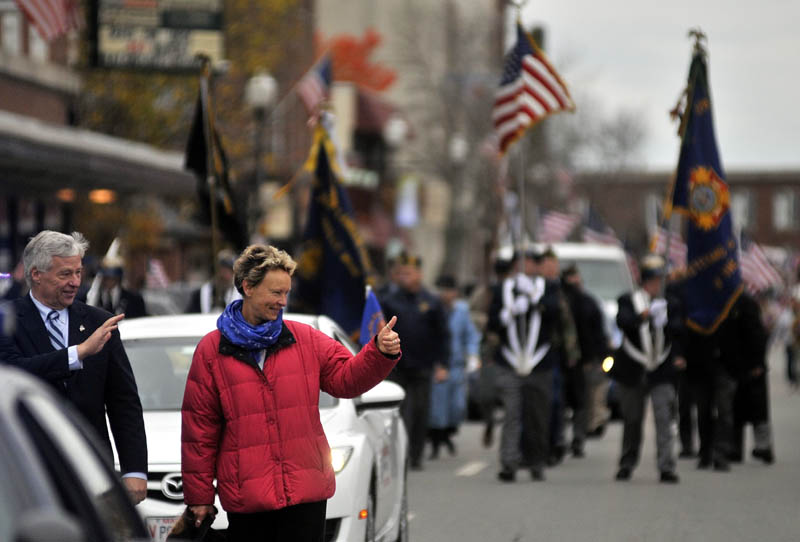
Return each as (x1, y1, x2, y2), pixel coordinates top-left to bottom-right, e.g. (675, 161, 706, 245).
(0, 230, 148, 503)
(87, 256, 147, 318)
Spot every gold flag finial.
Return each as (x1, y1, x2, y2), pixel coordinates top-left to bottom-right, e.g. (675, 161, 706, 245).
(688, 28, 707, 55)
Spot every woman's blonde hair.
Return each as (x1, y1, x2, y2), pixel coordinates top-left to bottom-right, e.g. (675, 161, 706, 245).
(233, 245, 296, 295)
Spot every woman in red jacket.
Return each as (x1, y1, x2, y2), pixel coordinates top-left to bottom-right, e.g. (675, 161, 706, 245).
(181, 245, 401, 542)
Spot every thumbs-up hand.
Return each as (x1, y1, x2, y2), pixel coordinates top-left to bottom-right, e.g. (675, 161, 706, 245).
(377, 316, 401, 355)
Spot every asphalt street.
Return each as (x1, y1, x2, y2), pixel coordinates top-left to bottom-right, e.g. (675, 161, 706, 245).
(404, 349, 800, 542)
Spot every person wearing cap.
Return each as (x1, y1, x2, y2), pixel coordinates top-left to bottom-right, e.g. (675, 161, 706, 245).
(487, 248, 578, 482)
(428, 275, 481, 459)
(88, 256, 147, 318)
(609, 254, 685, 483)
(379, 251, 449, 470)
(185, 249, 242, 314)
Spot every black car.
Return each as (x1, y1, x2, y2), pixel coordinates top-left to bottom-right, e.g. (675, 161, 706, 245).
(0, 366, 149, 542)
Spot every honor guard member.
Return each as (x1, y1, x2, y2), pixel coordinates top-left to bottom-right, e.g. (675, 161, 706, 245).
(609, 255, 686, 483)
(379, 252, 449, 470)
(487, 249, 578, 482)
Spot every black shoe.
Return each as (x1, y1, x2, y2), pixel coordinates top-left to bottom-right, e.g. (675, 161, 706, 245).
(497, 469, 516, 483)
(572, 447, 585, 458)
(531, 468, 545, 481)
(659, 471, 680, 484)
(445, 437, 457, 457)
(429, 447, 440, 460)
(615, 467, 632, 481)
(482, 423, 494, 448)
(728, 450, 743, 463)
(752, 448, 775, 464)
(697, 458, 712, 470)
(678, 449, 695, 459)
(587, 425, 606, 438)
(713, 460, 730, 472)
(410, 460, 424, 471)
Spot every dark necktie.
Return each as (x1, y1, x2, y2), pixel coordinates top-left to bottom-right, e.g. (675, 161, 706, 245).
(46, 310, 66, 349)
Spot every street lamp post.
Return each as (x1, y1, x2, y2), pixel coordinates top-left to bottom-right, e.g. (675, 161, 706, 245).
(244, 70, 278, 243)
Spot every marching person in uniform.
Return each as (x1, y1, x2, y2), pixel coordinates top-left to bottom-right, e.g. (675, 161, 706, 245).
(379, 251, 449, 470)
(488, 249, 578, 482)
(609, 255, 685, 484)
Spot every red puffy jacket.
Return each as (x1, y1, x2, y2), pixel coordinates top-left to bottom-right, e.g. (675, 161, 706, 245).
(181, 320, 399, 513)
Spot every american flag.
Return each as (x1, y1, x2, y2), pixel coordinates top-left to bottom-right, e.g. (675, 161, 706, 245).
(740, 234, 783, 293)
(297, 53, 332, 117)
(537, 209, 579, 243)
(651, 227, 687, 269)
(582, 206, 622, 247)
(493, 22, 575, 156)
(15, 0, 82, 42)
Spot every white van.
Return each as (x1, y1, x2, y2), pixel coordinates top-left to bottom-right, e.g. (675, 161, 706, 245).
(549, 242, 635, 319)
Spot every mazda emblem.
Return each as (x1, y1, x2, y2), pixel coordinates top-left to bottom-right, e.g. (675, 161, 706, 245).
(161, 473, 184, 500)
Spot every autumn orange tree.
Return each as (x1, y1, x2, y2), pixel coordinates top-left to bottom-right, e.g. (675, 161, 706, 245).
(321, 28, 396, 92)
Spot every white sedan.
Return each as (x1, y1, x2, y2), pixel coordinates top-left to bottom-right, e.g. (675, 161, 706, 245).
(116, 313, 409, 542)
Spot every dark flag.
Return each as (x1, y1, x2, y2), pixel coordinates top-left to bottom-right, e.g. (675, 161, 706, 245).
(185, 84, 248, 250)
(667, 46, 742, 333)
(291, 126, 374, 338)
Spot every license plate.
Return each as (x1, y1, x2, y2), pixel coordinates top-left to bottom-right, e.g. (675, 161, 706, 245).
(146, 516, 179, 542)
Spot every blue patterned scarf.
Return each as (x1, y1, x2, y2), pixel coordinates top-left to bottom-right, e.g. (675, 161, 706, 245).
(217, 299, 284, 351)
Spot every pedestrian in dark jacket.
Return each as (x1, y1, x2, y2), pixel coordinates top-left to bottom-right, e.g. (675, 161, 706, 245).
(379, 251, 449, 470)
(610, 255, 685, 484)
(561, 264, 608, 457)
(182, 245, 402, 542)
(722, 292, 774, 464)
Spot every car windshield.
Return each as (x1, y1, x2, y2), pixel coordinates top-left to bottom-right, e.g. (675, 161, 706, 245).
(123, 338, 337, 410)
(560, 258, 632, 302)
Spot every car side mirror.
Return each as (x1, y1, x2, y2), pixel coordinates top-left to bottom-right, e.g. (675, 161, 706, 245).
(355, 380, 405, 414)
(14, 510, 88, 542)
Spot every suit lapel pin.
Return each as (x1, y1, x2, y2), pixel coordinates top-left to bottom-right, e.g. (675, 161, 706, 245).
(79, 324, 85, 332)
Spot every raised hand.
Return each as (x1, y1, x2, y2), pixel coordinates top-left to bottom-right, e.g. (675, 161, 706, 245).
(77, 314, 125, 360)
(377, 316, 401, 355)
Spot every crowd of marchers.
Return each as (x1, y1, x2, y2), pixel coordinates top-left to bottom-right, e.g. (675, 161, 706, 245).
(372, 246, 789, 485)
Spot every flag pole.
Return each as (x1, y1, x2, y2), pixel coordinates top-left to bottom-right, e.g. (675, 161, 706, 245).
(198, 55, 221, 277)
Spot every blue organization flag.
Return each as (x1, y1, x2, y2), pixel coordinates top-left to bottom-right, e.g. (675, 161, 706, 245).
(667, 48, 742, 334)
(291, 125, 374, 338)
(360, 288, 384, 346)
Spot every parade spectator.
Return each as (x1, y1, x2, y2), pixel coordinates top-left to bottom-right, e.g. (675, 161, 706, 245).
(561, 264, 608, 458)
(87, 255, 147, 318)
(428, 275, 481, 459)
(0, 259, 25, 300)
(185, 249, 241, 314)
(181, 244, 401, 542)
(380, 251, 449, 470)
(609, 255, 684, 483)
(488, 249, 577, 482)
(0, 230, 148, 503)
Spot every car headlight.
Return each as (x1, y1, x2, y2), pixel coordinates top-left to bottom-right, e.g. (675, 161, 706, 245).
(602, 356, 614, 373)
(330, 446, 354, 474)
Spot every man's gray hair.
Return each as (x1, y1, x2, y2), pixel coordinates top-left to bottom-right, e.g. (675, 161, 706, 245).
(23, 231, 89, 286)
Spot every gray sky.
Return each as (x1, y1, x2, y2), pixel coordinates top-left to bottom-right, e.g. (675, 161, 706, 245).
(521, 0, 798, 172)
